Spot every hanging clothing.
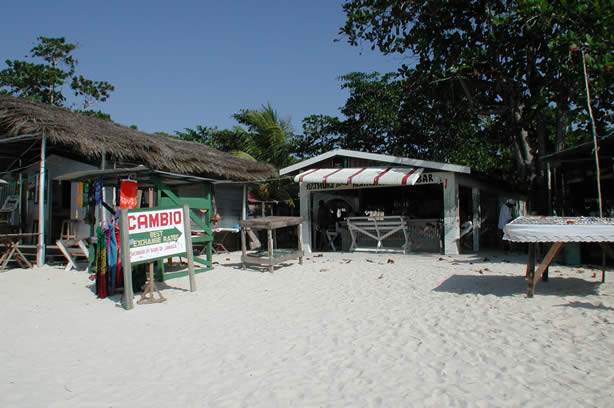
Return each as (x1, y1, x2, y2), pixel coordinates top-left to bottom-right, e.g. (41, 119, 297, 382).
(95, 226, 107, 299)
(106, 222, 118, 296)
(119, 180, 138, 209)
(94, 177, 103, 206)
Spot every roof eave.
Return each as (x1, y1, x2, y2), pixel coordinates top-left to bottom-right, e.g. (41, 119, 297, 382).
(281, 149, 471, 175)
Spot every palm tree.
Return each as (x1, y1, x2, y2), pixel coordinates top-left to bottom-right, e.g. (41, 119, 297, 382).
(232, 104, 297, 206)
(232, 103, 294, 169)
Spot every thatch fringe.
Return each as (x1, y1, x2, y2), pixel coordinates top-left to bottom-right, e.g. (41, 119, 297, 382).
(0, 96, 277, 181)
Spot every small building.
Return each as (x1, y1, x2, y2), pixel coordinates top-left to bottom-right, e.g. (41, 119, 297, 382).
(281, 149, 525, 255)
(0, 96, 276, 268)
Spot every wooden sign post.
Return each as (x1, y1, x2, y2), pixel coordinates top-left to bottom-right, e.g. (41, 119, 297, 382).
(120, 204, 196, 310)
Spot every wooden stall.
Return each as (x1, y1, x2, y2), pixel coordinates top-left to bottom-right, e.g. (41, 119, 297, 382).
(239, 216, 303, 272)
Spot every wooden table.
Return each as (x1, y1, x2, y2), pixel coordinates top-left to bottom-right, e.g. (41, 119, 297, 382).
(503, 216, 614, 297)
(239, 216, 303, 272)
(0, 233, 37, 271)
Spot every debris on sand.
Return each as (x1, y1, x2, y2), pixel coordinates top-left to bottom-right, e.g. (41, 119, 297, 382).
(377, 274, 384, 279)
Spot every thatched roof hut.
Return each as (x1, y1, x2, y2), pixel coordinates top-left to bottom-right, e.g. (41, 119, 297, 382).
(0, 95, 276, 181)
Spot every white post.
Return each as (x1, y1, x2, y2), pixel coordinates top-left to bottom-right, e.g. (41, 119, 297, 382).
(443, 173, 460, 255)
(242, 184, 247, 220)
(120, 209, 134, 310)
(299, 182, 312, 254)
(472, 187, 480, 252)
(183, 204, 196, 292)
(36, 135, 47, 267)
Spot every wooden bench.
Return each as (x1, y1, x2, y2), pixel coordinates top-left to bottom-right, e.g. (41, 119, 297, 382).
(347, 216, 411, 254)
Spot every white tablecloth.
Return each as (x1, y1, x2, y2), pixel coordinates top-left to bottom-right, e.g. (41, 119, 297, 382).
(503, 216, 614, 243)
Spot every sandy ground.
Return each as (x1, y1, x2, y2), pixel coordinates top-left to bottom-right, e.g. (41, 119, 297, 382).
(1, 250, 613, 408)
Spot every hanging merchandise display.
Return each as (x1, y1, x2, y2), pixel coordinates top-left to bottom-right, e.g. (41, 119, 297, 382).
(119, 180, 138, 209)
(94, 177, 103, 206)
(95, 226, 107, 299)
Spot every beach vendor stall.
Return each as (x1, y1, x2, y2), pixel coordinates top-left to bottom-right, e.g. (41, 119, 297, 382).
(504, 216, 614, 297)
(56, 166, 217, 279)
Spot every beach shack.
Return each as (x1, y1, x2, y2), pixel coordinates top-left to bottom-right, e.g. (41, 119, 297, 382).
(280, 149, 525, 255)
(0, 96, 276, 272)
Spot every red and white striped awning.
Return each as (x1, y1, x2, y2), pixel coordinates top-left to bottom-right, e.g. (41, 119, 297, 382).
(294, 167, 424, 186)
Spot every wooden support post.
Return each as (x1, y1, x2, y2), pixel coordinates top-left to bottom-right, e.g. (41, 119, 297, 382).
(598, 243, 614, 282)
(240, 227, 247, 270)
(120, 209, 134, 309)
(535, 242, 564, 281)
(526, 243, 537, 298)
(137, 266, 166, 305)
(298, 223, 303, 265)
(37, 135, 46, 267)
(183, 204, 196, 292)
(527, 242, 564, 297)
(267, 229, 274, 273)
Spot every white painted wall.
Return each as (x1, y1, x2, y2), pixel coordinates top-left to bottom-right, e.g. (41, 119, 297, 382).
(299, 182, 312, 254)
(443, 172, 460, 255)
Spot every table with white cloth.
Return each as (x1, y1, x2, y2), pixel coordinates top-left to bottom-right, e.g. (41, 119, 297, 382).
(504, 216, 614, 297)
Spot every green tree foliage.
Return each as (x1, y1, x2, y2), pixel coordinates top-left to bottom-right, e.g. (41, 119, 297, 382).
(174, 104, 298, 205)
(337, 72, 404, 153)
(340, 0, 614, 210)
(0, 36, 114, 108)
(293, 114, 343, 160)
(175, 125, 253, 156)
(74, 109, 113, 121)
(294, 71, 513, 179)
(232, 103, 295, 169)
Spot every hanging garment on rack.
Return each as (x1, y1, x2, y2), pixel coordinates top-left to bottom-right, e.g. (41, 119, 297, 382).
(94, 177, 103, 206)
(95, 226, 107, 299)
(85, 182, 96, 225)
(114, 222, 123, 288)
(106, 222, 118, 296)
(119, 180, 138, 209)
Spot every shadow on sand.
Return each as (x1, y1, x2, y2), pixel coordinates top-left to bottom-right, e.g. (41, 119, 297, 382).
(433, 274, 601, 297)
(554, 301, 614, 311)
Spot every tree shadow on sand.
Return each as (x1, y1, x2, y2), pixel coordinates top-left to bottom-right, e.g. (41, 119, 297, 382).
(433, 274, 601, 297)
(554, 301, 614, 311)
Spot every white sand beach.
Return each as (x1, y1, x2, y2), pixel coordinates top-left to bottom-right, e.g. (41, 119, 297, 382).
(1, 250, 613, 407)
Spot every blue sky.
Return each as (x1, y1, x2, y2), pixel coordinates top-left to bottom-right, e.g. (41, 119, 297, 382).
(1, 0, 406, 135)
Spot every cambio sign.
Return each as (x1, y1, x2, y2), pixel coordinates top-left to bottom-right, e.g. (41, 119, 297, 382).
(128, 207, 186, 263)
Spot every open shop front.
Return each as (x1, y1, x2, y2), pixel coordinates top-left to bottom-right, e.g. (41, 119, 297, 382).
(56, 166, 216, 299)
(302, 173, 528, 255)
(298, 170, 459, 254)
(282, 150, 527, 255)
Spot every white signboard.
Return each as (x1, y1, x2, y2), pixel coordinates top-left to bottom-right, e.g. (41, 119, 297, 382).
(127, 207, 187, 263)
